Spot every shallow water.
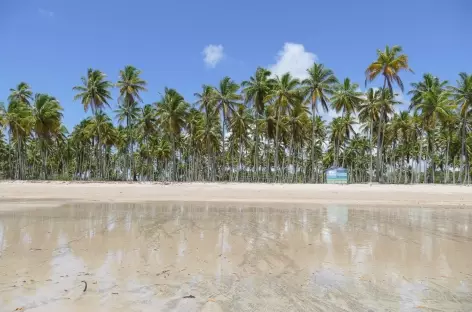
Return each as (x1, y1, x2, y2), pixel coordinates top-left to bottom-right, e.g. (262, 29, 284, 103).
(0, 203, 471, 311)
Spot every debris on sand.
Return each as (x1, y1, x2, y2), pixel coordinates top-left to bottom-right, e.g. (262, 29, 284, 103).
(156, 269, 170, 276)
(183, 295, 195, 299)
(82, 281, 87, 292)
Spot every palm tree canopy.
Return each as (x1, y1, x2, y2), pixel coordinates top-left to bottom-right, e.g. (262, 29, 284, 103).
(451, 72, 472, 118)
(32, 93, 63, 139)
(9, 82, 33, 105)
(214, 76, 241, 121)
(241, 67, 273, 115)
(302, 63, 338, 113)
(409, 73, 448, 109)
(155, 88, 189, 136)
(365, 45, 413, 92)
(330, 78, 363, 116)
(73, 68, 113, 113)
(195, 85, 217, 117)
(117, 65, 148, 105)
(268, 73, 300, 115)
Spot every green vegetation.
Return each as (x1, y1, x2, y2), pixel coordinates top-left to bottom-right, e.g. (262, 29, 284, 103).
(1, 46, 472, 183)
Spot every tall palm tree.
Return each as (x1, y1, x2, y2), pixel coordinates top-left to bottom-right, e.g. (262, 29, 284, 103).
(32, 94, 63, 179)
(242, 68, 273, 179)
(450, 73, 472, 183)
(73, 69, 113, 178)
(213, 77, 241, 180)
(330, 78, 363, 117)
(116, 65, 147, 180)
(365, 45, 413, 182)
(9, 82, 33, 105)
(155, 88, 189, 181)
(268, 73, 300, 181)
(302, 63, 338, 182)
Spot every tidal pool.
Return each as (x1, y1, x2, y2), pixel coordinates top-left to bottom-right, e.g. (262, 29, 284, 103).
(0, 203, 471, 311)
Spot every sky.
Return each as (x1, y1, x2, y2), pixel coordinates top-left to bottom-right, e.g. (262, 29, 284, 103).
(1, 0, 471, 131)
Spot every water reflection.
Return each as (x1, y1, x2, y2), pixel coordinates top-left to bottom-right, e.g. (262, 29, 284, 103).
(0, 203, 471, 311)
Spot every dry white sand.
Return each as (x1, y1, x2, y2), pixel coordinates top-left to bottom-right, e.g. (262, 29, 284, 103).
(1, 181, 472, 210)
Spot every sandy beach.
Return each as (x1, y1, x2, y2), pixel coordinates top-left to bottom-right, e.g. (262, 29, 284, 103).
(1, 182, 472, 311)
(1, 181, 472, 210)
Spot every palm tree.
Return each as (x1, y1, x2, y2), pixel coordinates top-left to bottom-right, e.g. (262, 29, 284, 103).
(116, 66, 148, 105)
(155, 88, 189, 181)
(287, 97, 309, 183)
(0, 100, 33, 179)
(229, 104, 253, 181)
(116, 65, 147, 180)
(242, 68, 273, 180)
(330, 78, 363, 117)
(268, 73, 300, 181)
(213, 77, 241, 180)
(450, 73, 472, 183)
(410, 75, 454, 183)
(329, 116, 356, 167)
(73, 69, 113, 178)
(73, 69, 113, 113)
(195, 85, 218, 180)
(115, 99, 141, 180)
(9, 82, 33, 105)
(365, 45, 413, 182)
(359, 88, 383, 183)
(365, 45, 413, 92)
(302, 63, 338, 182)
(374, 89, 400, 181)
(32, 94, 63, 179)
(137, 104, 157, 145)
(409, 74, 448, 107)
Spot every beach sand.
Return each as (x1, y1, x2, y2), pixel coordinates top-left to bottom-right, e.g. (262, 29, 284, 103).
(1, 181, 472, 210)
(0, 183, 472, 311)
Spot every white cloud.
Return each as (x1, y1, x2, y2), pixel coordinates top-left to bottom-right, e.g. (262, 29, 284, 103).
(38, 8, 54, 18)
(394, 89, 410, 112)
(269, 43, 318, 79)
(202, 44, 224, 68)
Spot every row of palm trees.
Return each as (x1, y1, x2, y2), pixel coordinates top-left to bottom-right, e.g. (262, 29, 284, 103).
(1, 45, 472, 183)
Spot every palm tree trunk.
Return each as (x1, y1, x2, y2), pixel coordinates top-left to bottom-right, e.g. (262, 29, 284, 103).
(424, 132, 428, 184)
(445, 137, 450, 183)
(418, 137, 423, 184)
(237, 138, 243, 182)
(172, 134, 176, 181)
(453, 156, 457, 184)
(376, 111, 383, 183)
(274, 106, 281, 183)
(310, 98, 316, 183)
(221, 112, 226, 181)
(254, 110, 260, 182)
(41, 141, 47, 180)
(460, 120, 466, 184)
(369, 120, 374, 185)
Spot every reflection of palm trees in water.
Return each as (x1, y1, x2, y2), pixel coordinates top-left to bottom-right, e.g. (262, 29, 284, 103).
(2, 203, 472, 310)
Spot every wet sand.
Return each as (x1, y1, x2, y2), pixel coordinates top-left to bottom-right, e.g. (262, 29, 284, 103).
(1, 202, 471, 311)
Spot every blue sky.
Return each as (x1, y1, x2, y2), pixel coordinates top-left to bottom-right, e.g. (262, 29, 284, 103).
(1, 0, 471, 130)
